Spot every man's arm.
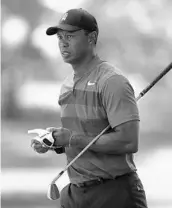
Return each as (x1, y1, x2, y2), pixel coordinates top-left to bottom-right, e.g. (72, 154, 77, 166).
(70, 120, 139, 154)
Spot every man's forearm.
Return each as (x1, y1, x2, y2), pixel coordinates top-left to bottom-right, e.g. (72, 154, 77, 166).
(70, 131, 138, 154)
(51, 121, 139, 154)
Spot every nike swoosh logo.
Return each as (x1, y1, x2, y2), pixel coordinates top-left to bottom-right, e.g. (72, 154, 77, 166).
(87, 81, 96, 86)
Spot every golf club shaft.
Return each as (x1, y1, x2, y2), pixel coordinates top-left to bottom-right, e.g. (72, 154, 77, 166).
(51, 125, 110, 184)
(51, 62, 172, 185)
(136, 62, 172, 100)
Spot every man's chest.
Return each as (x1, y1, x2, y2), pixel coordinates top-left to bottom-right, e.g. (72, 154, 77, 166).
(58, 78, 108, 134)
(58, 75, 102, 108)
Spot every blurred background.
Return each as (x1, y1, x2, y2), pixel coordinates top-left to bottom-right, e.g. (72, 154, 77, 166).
(1, 0, 172, 207)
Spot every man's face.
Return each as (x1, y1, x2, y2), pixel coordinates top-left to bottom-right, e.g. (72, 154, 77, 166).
(57, 30, 91, 64)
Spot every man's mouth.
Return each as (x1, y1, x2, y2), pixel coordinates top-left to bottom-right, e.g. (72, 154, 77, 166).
(61, 51, 70, 55)
(61, 51, 71, 59)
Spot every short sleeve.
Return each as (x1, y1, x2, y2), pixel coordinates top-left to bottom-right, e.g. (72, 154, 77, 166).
(101, 75, 140, 128)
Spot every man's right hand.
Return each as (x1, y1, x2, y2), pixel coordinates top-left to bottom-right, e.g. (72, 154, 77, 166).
(28, 128, 65, 154)
(31, 137, 49, 154)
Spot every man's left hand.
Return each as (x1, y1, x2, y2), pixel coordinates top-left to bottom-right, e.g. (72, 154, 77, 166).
(46, 127, 72, 147)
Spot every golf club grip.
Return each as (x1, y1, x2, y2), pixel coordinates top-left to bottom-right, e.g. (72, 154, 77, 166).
(137, 62, 172, 99)
(50, 62, 172, 185)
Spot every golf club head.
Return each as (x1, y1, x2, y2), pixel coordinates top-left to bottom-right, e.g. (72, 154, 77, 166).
(47, 183, 60, 200)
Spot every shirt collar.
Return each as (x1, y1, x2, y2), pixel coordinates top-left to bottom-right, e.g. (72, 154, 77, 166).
(74, 55, 102, 80)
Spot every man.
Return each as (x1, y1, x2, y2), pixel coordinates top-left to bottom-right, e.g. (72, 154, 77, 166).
(31, 8, 148, 208)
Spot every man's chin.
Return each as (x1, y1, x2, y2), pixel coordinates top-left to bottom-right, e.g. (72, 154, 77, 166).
(63, 59, 71, 63)
(62, 57, 76, 64)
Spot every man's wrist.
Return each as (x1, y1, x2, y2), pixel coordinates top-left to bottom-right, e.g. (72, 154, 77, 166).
(69, 134, 74, 147)
(68, 134, 84, 147)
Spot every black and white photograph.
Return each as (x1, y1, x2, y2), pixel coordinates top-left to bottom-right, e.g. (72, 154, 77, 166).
(1, 0, 172, 208)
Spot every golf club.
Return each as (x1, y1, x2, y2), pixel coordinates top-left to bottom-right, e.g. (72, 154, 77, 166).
(47, 62, 172, 200)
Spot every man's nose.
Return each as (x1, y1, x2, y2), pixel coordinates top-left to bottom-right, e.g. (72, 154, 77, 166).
(59, 39, 69, 47)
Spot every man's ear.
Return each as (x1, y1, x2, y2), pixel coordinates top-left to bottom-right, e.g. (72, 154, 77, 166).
(88, 31, 97, 44)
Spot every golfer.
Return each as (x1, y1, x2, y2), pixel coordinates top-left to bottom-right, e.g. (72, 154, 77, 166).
(31, 8, 148, 208)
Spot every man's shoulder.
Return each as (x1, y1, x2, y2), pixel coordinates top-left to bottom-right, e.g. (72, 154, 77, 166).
(96, 60, 123, 75)
(95, 61, 127, 86)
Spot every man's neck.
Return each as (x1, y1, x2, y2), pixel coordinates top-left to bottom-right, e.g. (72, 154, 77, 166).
(71, 52, 97, 76)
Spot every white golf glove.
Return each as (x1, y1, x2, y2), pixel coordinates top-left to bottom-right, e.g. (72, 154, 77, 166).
(28, 128, 56, 153)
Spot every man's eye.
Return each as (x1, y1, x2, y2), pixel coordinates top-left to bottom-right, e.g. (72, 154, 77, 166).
(57, 35, 63, 40)
(67, 35, 73, 40)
